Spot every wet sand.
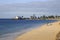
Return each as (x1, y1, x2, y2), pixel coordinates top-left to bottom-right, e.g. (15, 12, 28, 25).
(16, 21, 60, 40)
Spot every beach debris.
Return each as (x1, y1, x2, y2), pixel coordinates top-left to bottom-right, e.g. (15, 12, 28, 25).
(47, 23, 52, 26)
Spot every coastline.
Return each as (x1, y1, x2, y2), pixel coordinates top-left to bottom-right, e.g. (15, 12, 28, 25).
(16, 21, 60, 40)
(0, 20, 56, 40)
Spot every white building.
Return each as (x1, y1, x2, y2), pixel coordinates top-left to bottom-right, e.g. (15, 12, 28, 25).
(15, 16, 19, 19)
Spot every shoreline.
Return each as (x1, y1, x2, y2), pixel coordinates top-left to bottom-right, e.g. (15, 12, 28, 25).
(15, 20, 57, 38)
(16, 21, 60, 40)
(0, 20, 55, 40)
(0, 22, 46, 40)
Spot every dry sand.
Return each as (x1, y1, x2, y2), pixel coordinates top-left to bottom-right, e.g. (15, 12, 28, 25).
(16, 21, 60, 40)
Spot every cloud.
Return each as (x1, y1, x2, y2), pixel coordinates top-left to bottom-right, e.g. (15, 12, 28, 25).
(0, 0, 60, 18)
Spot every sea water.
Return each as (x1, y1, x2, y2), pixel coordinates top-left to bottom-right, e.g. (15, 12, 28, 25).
(0, 20, 56, 40)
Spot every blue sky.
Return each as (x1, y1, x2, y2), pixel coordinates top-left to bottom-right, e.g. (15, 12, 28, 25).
(0, 0, 47, 4)
(0, 0, 60, 18)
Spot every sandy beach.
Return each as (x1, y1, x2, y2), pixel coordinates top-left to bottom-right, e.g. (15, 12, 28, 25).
(16, 21, 60, 40)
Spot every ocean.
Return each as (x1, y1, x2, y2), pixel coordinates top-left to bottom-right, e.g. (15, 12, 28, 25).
(0, 20, 57, 40)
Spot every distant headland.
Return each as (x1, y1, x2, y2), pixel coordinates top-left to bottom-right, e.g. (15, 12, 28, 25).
(12, 14, 60, 20)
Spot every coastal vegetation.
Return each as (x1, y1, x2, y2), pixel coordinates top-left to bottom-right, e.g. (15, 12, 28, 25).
(14, 14, 60, 20)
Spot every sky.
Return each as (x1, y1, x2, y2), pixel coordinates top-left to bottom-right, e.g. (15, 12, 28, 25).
(0, 0, 48, 4)
(0, 0, 60, 18)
